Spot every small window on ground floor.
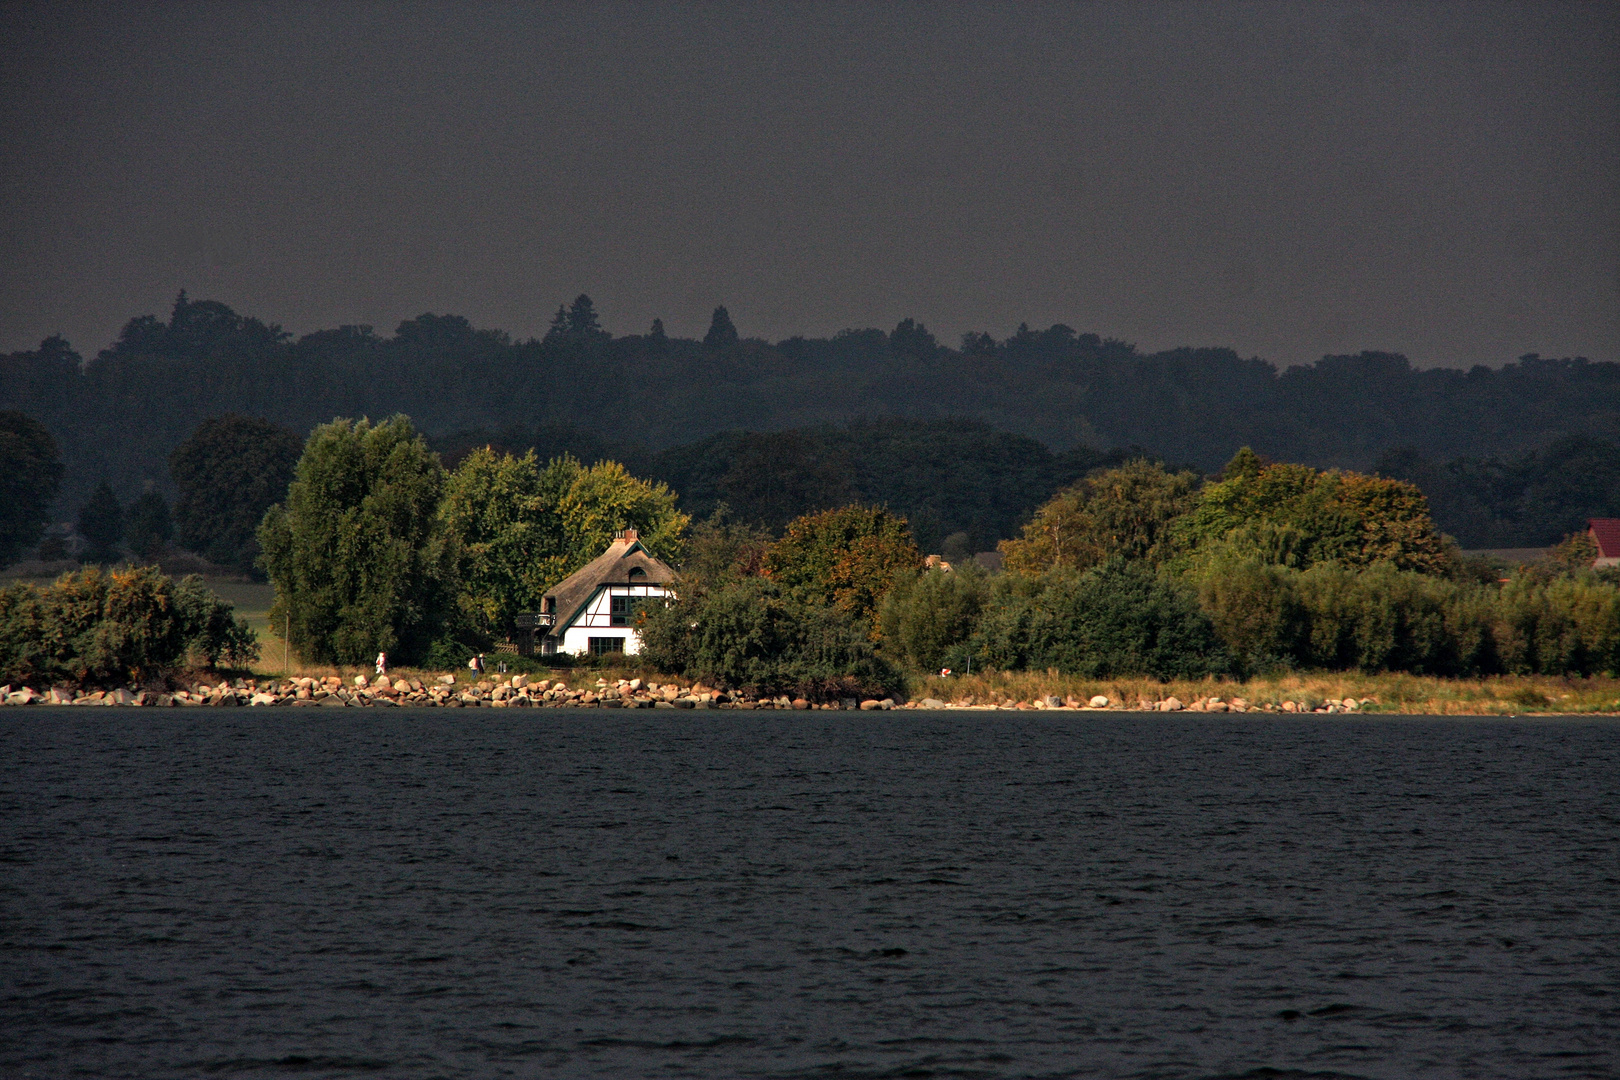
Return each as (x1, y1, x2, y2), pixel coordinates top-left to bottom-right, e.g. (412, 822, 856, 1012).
(589, 636, 626, 656)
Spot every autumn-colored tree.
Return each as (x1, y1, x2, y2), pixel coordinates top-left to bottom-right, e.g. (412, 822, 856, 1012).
(1177, 448, 1450, 573)
(998, 459, 1202, 576)
(763, 505, 922, 624)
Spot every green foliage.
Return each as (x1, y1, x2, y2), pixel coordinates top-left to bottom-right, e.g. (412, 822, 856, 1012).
(0, 566, 257, 684)
(998, 459, 1202, 576)
(170, 414, 304, 571)
(1377, 435, 1620, 548)
(678, 505, 773, 589)
(169, 574, 261, 667)
(635, 577, 900, 700)
(553, 456, 688, 573)
(1190, 553, 1305, 674)
(76, 482, 124, 562)
(877, 565, 989, 671)
(125, 492, 173, 560)
(1178, 449, 1449, 573)
(257, 416, 458, 665)
(1549, 530, 1599, 572)
(645, 419, 1110, 551)
(440, 447, 558, 635)
(972, 559, 1228, 679)
(1193, 558, 1620, 676)
(441, 448, 689, 635)
(0, 411, 63, 569)
(763, 505, 923, 625)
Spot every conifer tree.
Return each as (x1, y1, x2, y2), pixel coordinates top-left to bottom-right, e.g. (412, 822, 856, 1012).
(704, 306, 739, 348)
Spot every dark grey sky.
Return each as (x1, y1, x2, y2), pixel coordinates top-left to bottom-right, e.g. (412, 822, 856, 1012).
(2, 1, 1615, 367)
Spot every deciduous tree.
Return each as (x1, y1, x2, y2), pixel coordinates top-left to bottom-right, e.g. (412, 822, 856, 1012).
(763, 505, 922, 625)
(998, 459, 1202, 576)
(257, 416, 456, 665)
(170, 415, 303, 571)
(0, 411, 63, 569)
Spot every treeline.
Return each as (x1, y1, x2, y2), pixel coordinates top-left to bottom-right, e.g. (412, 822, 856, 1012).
(647, 453, 1620, 697)
(4, 291, 1616, 527)
(1375, 436, 1620, 549)
(446, 418, 1124, 554)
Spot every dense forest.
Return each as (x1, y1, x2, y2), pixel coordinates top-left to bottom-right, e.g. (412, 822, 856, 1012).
(2, 292, 1617, 551)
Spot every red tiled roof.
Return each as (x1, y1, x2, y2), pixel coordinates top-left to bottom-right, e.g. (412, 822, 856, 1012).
(1590, 519, 1620, 558)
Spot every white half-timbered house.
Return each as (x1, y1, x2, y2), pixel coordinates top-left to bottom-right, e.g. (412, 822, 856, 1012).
(539, 529, 677, 656)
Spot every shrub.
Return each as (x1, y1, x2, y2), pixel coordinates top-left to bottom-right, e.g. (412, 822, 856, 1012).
(636, 578, 900, 700)
(973, 559, 1229, 679)
(0, 566, 258, 684)
(877, 564, 989, 671)
(1189, 557, 1620, 677)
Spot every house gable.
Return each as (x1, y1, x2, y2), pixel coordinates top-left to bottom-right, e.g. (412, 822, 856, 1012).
(542, 529, 678, 649)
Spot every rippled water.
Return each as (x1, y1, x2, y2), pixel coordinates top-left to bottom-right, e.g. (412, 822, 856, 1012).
(2, 710, 1616, 1079)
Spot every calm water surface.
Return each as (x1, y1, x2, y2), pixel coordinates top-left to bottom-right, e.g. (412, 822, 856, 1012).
(1, 711, 1616, 1079)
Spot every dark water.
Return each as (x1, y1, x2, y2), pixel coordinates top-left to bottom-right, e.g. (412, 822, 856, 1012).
(2, 711, 1616, 1079)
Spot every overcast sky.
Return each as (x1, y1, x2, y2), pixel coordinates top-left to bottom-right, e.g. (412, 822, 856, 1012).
(1, 1, 1615, 367)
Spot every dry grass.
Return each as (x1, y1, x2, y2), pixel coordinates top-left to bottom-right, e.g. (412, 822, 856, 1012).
(907, 669, 1620, 715)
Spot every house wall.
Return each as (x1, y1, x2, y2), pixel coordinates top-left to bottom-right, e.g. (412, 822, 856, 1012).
(549, 583, 671, 655)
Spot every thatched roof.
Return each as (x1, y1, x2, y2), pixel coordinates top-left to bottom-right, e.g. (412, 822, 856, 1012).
(544, 530, 677, 634)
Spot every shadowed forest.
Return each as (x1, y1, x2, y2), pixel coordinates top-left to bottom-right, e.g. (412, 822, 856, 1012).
(3, 292, 1618, 553)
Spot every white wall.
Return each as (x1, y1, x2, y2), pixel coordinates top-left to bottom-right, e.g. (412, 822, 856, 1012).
(550, 583, 671, 656)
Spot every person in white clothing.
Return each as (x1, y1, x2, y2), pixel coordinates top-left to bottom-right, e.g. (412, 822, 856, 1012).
(375, 652, 387, 676)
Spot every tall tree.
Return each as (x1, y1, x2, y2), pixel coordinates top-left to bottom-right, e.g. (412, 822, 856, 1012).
(257, 416, 457, 664)
(704, 306, 739, 348)
(170, 415, 304, 572)
(1177, 448, 1450, 573)
(999, 459, 1203, 576)
(0, 411, 63, 569)
(440, 448, 689, 636)
(77, 483, 124, 563)
(763, 505, 922, 625)
(125, 492, 173, 561)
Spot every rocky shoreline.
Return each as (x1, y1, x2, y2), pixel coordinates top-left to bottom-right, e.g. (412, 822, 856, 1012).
(2, 673, 1367, 713)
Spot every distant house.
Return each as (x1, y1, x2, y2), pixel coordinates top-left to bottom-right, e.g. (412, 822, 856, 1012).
(1591, 519, 1620, 568)
(539, 529, 678, 657)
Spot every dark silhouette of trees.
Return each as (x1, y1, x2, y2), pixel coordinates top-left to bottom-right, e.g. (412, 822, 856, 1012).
(3, 292, 1616, 554)
(704, 306, 739, 348)
(77, 482, 123, 563)
(169, 415, 304, 572)
(0, 411, 63, 568)
(125, 492, 173, 561)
